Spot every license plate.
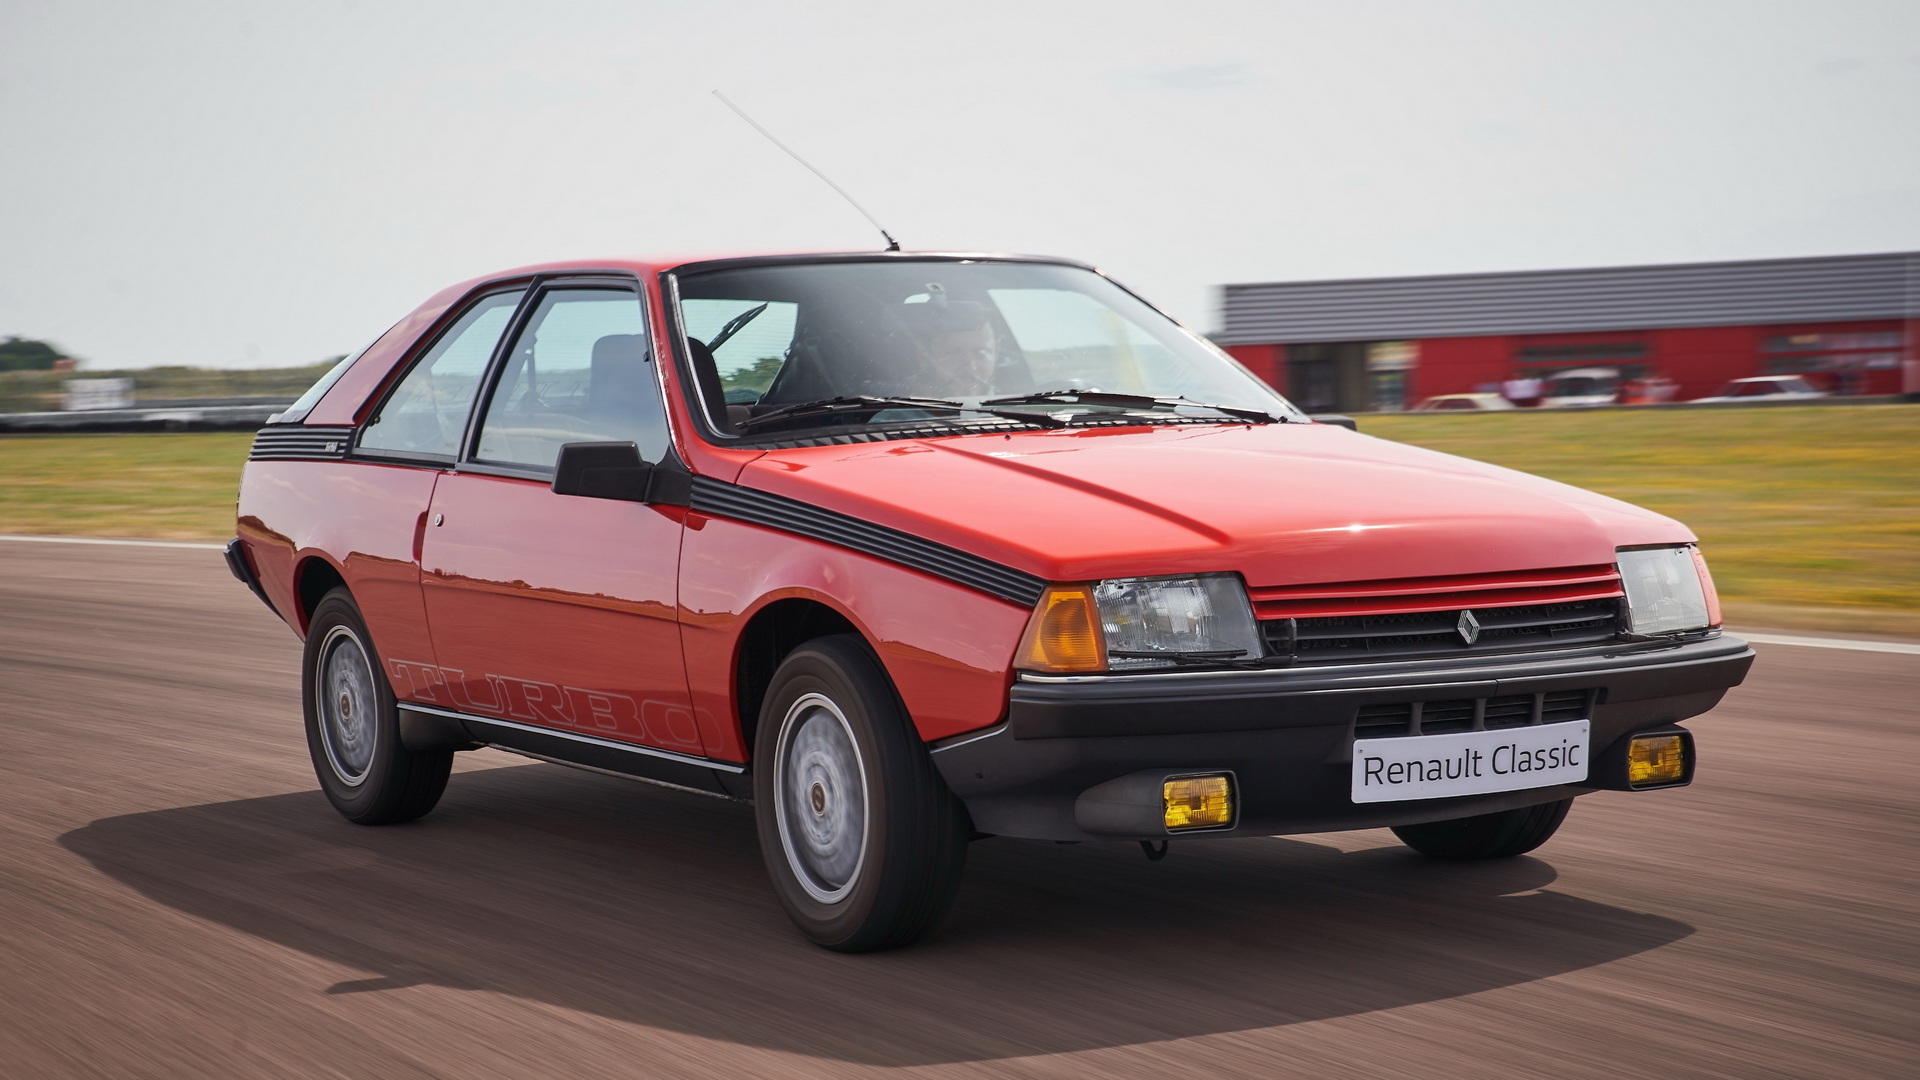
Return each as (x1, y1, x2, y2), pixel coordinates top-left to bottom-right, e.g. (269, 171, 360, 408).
(1351, 719, 1589, 804)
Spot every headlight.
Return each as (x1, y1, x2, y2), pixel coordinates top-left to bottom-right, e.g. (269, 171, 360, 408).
(1618, 545, 1720, 635)
(1016, 574, 1264, 673)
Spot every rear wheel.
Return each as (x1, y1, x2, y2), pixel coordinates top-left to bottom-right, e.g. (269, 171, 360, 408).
(753, 635, 968, 951)
(1391, 798, 1572, 860)
(302, 587, 451, 824)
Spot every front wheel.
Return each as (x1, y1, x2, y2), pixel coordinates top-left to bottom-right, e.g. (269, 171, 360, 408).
(302, 587, 451, 825)
(1390, 798, 1573, 860)
(753, 635, 969, 952)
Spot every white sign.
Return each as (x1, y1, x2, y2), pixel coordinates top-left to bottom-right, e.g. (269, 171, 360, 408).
(63, 378, 134, 411)
(1366, 341, 1417, 371)
(1352, 720, 1589, 804)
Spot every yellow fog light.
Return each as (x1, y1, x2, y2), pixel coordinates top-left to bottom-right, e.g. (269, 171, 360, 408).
(1627, 734, 1687, 787)
(1163, 774, 1234, 830)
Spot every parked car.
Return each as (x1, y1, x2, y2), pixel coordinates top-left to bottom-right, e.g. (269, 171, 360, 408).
(227, 252, 1753, 951)
(1620, 374, 1679, 405)
(1411, 393, 1516, 411)
(1539, 367, 1621, 408)
(1691, 376, 1829, 404)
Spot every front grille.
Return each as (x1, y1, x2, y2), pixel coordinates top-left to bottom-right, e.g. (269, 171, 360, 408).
(1263, 597, 1622, 664)
(1249, 564, 1624, 620)
(1354, 689, 1594, 740)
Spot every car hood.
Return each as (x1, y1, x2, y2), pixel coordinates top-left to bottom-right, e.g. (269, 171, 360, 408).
(732, 422, 1693, 589)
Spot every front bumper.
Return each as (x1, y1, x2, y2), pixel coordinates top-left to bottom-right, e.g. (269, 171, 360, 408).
(931, 635, 1754, 841)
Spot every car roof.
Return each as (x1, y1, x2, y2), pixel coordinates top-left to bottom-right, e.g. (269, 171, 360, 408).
(454, 250, 1097, 284)
(297, 250, 1111, 427)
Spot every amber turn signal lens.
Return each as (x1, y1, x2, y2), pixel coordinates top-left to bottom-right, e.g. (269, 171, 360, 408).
(1163, 774, 1233, 830)
(1627, 734, 1687, 787)
(1015, 586, 1105, 673)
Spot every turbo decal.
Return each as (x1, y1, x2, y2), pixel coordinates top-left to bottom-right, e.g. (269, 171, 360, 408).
(387, 659, 702, 752)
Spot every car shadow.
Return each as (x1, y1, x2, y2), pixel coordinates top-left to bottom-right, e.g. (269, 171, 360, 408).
(61, 762, 1691, 1065)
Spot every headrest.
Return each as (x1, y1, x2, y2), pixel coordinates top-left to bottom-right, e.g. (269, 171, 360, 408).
(591, 334, 646, 368)
(590, 334, 649, 402)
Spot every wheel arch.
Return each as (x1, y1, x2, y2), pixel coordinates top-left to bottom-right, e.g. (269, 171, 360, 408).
(733, 596, 869, 761)
(292, 554, 348, 637)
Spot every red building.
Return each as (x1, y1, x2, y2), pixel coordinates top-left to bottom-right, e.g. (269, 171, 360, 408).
(1216, 251, 1919, 412)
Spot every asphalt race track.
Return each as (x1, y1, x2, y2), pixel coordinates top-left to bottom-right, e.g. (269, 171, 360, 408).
(1, 539, 1914, 1079)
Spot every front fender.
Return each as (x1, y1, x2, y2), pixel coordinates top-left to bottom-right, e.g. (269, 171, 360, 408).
(678, 512, 1028, 759)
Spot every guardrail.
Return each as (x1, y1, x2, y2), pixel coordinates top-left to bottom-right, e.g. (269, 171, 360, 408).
(0, 401, 294, 433)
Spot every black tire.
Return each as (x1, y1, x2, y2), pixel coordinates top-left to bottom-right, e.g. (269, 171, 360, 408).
(1390, 798, 1573, 860)
(302, 587, 451, 825)
(753, 635, 969, 952)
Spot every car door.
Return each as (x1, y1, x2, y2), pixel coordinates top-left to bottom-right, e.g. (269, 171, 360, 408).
(416, 279, 703, 755)
(347, 285, 528, 682)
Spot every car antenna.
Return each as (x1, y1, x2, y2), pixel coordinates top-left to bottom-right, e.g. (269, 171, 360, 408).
(713, 89, 900, 252)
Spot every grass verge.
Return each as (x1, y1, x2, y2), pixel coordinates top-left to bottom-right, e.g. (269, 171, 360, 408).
(2, 405, 1915, 633)
(0, 432, 254, 540)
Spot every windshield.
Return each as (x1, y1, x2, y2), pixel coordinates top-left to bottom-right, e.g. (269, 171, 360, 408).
(672, 259, 1301, 438)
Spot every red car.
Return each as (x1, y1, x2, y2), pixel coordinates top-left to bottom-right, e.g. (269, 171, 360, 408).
(228, 252, 1753, 951)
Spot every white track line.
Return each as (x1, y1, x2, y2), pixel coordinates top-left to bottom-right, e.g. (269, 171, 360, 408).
(0, 533, 225, 551)
(1736, 632, 1920, 656)
(1, 533, 1915, 656)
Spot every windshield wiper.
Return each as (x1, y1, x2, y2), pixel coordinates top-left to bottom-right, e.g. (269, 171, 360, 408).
(982, 390, 1282, 424)
(706, 303, 769, 352)
(735, 395, 1069, 431)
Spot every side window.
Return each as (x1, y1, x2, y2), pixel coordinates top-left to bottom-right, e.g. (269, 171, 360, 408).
(680, 298, 800, 403)
(474, 288, 670, 470)
(360, 291, 525, 458)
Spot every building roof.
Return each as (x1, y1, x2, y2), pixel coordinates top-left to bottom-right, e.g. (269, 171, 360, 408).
(1217, 250, 1920, 345)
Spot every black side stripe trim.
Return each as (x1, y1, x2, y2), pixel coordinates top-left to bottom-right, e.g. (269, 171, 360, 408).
(249, 425, 355, 461)
(245, 433, 1048, 606)
(690, 476, 1047, 607)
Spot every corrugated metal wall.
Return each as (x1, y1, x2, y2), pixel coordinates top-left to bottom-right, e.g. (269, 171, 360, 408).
(1217, 251, 1920, 345)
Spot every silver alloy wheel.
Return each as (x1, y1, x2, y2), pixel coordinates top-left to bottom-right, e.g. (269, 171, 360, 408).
(773, 692, 870, 904)
(316, 624, 377, 787)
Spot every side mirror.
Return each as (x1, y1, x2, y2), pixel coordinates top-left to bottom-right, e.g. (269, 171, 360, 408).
(1309, 414, 1358, 431)
(551, 442, 694, 506)
(552, 442, 653, 501)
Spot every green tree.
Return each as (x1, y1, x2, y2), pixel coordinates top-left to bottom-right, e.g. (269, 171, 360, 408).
(0, 337, 68, 372)
(719, 355, 784, 394)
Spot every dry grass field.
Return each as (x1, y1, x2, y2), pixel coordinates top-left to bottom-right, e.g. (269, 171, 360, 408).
(0, 432, 254, 540)
(2, 404, 1915, 633)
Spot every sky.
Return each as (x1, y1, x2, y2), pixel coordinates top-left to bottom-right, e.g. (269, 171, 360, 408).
(2, 0, 1917, 371)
